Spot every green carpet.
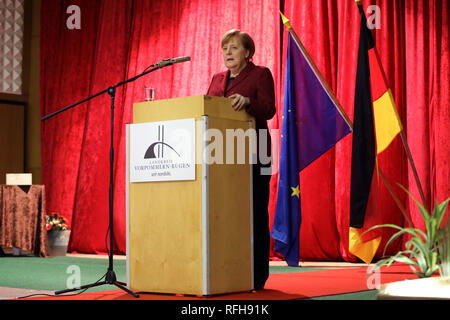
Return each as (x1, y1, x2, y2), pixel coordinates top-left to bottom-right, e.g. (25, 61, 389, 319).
(269, 265, 326, 273)
(0, 256, 376, 299)
(0, 256, 313, 292)
(0, 256, 127, 292)
(0, 256, 323, 292)
(309, 290, 378, 300)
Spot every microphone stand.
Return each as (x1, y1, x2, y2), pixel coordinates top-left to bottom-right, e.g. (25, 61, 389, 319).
(42, 61, 176, 298)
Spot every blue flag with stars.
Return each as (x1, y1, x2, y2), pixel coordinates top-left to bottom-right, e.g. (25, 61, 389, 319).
(271, 34, 301, 267)
(271, 32, 352, 267)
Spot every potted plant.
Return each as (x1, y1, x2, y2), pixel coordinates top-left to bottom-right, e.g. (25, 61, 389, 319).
(366, 186, 450, 299)
(46, 213, 71, 257)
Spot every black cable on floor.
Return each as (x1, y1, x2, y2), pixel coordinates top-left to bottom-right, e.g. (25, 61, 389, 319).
(15, 272, 107, 299)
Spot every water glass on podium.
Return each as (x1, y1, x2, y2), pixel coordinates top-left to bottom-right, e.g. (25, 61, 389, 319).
(144, 87, 155, 102)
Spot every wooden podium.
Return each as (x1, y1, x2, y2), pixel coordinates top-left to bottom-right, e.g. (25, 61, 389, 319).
(126, 95, 255, 296)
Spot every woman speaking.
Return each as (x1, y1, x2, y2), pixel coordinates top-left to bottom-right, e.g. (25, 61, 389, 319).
(207, 29, 276, 290)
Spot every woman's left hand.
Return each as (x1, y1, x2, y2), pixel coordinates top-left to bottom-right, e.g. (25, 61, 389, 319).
(229, 94, 250, 111)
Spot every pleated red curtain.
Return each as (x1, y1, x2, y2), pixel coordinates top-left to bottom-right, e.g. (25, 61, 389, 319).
(269, 0, 409, 262)
(41, 0, 280, 254)
(404, 0, 450, 230)
(41, 0, 136, 254)
(267, 0, 449, 262)
(41, 0, 449, 260)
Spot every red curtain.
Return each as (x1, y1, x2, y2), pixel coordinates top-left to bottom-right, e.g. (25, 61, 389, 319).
(41, 0, 449, 260)
(404, 0, 450, 230)
(41, 0, 280, 254)
(41, 0, 135, 254)
(269, 0, 409, 262)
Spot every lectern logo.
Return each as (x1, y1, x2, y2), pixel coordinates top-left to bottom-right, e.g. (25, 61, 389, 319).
(144, 125, 181, 159)
(130, 118, 195, 182)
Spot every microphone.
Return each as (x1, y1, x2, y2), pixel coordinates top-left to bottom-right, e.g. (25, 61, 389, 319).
(156, 56, 191, 68)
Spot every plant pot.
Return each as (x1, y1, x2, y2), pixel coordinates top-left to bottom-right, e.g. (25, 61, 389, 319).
(46, 230, 71, 257)
(377, 277, 450, 299)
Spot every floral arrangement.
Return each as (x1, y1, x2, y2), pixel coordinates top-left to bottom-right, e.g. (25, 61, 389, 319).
(46, 213, 69, 231)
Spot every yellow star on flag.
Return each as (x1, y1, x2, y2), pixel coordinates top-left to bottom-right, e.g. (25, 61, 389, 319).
(291, 185, 300, 198)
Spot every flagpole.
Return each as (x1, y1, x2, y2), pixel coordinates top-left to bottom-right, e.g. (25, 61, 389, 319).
(377, 167, 414, 227)
(280, 12, 353, 130)
(399, 131, 429, 211)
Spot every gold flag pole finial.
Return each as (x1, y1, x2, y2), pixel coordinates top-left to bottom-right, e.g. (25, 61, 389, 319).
(279, 11, 291, 29)
(355, 0, 361, 3)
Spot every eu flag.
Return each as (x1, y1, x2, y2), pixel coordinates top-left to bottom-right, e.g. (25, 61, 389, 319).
(271, 30, 352, 267)
(271, 33, 301, 267)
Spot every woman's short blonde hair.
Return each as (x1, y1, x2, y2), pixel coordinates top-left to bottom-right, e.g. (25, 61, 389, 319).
(221, 29, 255, 60)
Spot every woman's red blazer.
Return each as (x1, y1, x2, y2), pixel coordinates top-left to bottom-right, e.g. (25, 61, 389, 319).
(206, 62, 276, 133)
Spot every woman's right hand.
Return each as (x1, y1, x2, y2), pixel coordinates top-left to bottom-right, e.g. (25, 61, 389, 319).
(229, 93, 250, 111)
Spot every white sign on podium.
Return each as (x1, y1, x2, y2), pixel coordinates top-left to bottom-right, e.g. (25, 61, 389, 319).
(129, 118, 196, 182)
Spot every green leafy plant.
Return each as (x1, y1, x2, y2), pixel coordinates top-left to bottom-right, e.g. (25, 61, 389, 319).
(366, 185, 449, 278)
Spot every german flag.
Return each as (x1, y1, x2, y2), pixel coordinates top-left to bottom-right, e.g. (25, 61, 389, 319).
(369, 48, 402, 155)
(349, 1, 402, 264)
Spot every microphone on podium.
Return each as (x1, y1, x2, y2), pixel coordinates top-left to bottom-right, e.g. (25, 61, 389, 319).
(156, 56, 191, 68)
